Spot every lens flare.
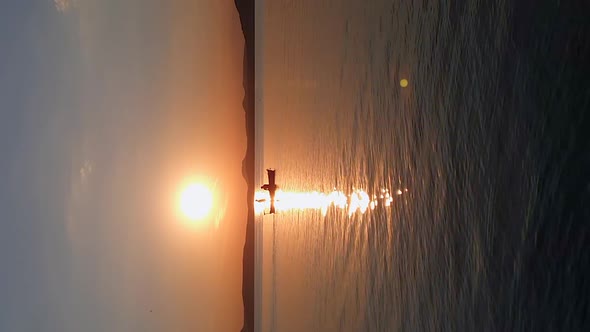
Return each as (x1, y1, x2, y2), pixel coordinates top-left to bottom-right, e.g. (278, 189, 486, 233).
(254, 187, 407, 216)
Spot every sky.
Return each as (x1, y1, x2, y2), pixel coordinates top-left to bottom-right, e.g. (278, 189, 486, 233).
(0, 1, 246, 331)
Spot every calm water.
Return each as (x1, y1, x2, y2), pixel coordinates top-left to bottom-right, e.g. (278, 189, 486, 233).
(256, 0, 589, 331)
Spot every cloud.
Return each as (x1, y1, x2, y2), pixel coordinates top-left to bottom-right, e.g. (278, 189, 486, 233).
(65, 156, 94, 246)
(54, 0, 77, 13)
(79, 159, 93, 183)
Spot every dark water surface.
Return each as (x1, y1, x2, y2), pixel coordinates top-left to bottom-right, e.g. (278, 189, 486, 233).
(256, 0, 589, 330)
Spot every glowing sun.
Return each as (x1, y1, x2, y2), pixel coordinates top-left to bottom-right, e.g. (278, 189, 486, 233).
(179, 183, 213, 221)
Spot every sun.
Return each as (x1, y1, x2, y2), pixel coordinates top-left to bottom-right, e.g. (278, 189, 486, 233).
(179, 182, 213, 221)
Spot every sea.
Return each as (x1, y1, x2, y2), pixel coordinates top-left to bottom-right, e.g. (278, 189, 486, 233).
(254, 0, 589, 331)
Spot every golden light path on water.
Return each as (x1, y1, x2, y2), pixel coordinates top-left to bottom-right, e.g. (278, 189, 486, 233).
(254, 188, 408, 216)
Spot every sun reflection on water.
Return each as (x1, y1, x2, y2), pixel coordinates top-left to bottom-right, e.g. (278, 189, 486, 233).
(254, 188, 408, 216)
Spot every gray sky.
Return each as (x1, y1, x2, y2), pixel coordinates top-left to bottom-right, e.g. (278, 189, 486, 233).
(0, 1, 245, 331)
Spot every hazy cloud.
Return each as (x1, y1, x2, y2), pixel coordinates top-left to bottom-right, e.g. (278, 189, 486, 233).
(54, 0, 76, 12)
(79, 159, 93, 183)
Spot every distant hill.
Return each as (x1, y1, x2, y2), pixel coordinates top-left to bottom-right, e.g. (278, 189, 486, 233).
(234, 1, 255, 332)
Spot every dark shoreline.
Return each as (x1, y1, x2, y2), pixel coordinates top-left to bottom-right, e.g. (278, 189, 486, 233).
(234, 0, 255, 332)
